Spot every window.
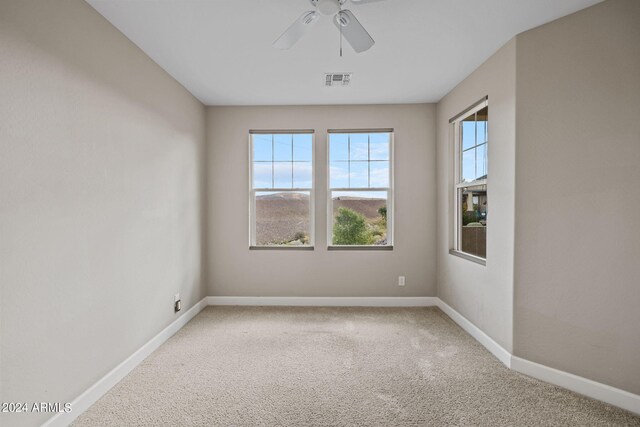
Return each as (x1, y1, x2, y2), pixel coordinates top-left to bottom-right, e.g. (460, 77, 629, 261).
(451, 99, 488, 261)
(328, 130, 393, 248)
(249, 131, 314, 248)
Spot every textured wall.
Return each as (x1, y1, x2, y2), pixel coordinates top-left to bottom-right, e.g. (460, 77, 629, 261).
(514, 0, 640, 394)
(0, 1, 206, 426)
(206, 104, 436, 297)
(435, 40, 516, 352)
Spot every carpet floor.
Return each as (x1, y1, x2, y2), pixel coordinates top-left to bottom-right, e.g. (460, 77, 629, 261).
(73, 307, 640, 426)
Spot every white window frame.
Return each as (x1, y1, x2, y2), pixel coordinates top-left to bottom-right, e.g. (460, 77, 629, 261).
(249, 130, 315, 249)
(326, 129, 394, 249)
(450, 98, 488, 264)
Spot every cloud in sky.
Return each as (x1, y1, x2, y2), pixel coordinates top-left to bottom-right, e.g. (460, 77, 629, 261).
(253, 133, 312, 162)
(330, 161, 389, 188)
(329, 133, 390, 162)
(253, 161, 312, 189)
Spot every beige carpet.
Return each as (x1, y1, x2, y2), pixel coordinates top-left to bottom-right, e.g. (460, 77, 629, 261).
(73, 307, 640, 426)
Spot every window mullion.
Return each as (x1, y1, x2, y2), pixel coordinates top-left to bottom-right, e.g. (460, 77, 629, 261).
(458, 123, 463, 185)
(347, 134, 351, 188)
(474, 112, 478, 180)
(367, 133, 371, 188)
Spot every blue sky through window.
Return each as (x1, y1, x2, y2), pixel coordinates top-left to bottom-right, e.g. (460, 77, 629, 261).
(293, 134, 312, 161)
(349, 134, 368, 161)
(329, 132, 391, 189)
(253, 134, 272, 161)
(461, 115, 487, 183)
(253, 133, 313, 189)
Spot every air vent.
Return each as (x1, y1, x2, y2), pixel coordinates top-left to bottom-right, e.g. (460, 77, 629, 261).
(325, 73, 352, 86)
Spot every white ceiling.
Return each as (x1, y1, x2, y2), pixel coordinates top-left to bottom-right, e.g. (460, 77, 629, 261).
(86, 0, 601, 106)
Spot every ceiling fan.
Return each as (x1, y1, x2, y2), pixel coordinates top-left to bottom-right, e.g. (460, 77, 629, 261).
(273, 0, 385, 54)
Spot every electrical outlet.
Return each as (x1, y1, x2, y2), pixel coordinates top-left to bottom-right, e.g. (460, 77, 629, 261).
(174, 293, 181, 313)
(398, 276, 405, 286)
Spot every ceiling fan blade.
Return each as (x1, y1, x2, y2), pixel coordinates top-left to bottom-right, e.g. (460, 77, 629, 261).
(273, 11, 319, 49)
(334, 10, 375, 53)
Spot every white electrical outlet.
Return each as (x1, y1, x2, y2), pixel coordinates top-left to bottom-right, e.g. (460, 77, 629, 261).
(398, 276, 405, 286)
(174, 293, 181, 313)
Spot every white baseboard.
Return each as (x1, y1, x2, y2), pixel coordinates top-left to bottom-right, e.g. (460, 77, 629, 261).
(41, 297, 208, 427)
(207, 296, 439, 307)
(43, 295, 639, 426)
(511, 356, 640, 415)
(435, 299, 512, 368)
(437, 299, 639, 416)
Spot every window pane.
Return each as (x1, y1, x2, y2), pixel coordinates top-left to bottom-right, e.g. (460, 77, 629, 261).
(331, 191, 388, 245)
(273, 134, 292, 161)
(370, 161, 389, 187)
(273, 162, 292, 188)
(330, 134, 349, 161)
(253, 134, 272, 161)
(255, 191, 310, 246)
(349, 133, 368, 161)
(369, 133, 390, 160)
(476, 143, 487, 180)
(461, 119, 476, 150)
(477, 106, 488, 144)
(330, 161, 349, 188)
(350, 161, 368, 188)
(459, 185, 487, 258)
(293, 134, 312, 161)
(462, 148, 476, 182)
(293, 162, 312, 188)
(476, 119, 487, 145)
(253, 162, 273, 189)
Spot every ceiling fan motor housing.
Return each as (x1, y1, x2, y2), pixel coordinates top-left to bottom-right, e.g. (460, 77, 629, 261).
(310, 0, 346, 15)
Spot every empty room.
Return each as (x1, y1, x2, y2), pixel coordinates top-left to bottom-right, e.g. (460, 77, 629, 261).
(1, 0, 639, 426)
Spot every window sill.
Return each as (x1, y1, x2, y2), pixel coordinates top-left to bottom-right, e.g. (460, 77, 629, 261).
(328, 245, 393, 251)
(449, 249, 486, 266)
(250, 246, 314, 251)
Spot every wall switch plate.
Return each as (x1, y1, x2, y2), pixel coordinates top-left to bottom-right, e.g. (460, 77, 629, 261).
(398, 276, 405, 286)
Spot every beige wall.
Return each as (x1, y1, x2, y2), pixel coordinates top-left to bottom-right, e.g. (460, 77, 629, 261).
(435, 40, 516, 351)
(0, 1, 206, 426)
(206, 104, 436, 297)
(2, 2, 637, 426)
(514, 0, 640, 394)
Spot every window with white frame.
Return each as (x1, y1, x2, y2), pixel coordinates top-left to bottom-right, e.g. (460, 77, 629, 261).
(249, 131, 314, 247)
(328, 130, 393, 247)
(452, 99, 488, 260)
